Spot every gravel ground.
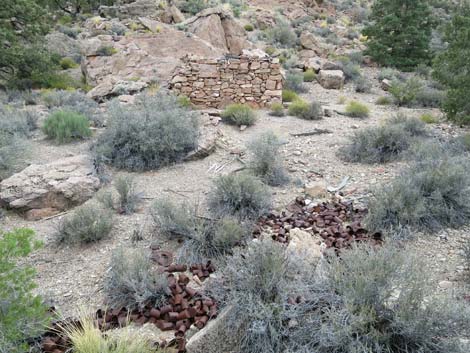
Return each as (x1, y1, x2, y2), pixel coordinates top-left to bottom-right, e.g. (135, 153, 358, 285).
(3, 67, 470, 317)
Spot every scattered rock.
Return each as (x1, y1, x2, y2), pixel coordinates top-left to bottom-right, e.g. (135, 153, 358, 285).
(287, 228, 323, 260)
(318, 70, 344, 89)
(0, 155, 100, 214)
(299, 31, 318, 51)
(381, 78, 392, 91)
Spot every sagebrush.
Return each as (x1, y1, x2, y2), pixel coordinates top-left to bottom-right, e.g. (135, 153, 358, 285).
(93, 93, 198, 171)
(56, 203, 113, 245)
(221, 104, 256, 126)
(208, 173, 271, 220)
(104, 247, 169, 310)
(247, 131, 288, 186)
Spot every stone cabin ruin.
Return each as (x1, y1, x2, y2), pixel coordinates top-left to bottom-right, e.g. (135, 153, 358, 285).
(169, 54, 283, 108)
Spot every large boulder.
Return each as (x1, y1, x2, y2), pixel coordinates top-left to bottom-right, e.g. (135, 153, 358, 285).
(0, 155, 100, 216)
(184, 7, 250, 55)
(318, 70, 345, 89)
(160, 5, 185, 24)
(299, 31, 318, 50)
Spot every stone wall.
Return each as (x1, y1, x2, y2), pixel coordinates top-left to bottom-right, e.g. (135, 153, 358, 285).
(169, 55, 283, 108)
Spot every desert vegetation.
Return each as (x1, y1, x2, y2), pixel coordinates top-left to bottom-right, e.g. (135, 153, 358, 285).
(2, 0, 470, 352)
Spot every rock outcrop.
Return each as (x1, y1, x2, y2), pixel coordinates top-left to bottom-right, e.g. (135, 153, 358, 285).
(0, 155, 100, 216)
(184, 7, 250, 55)
(81, 22, 224, 100)
(169, 54, 283, 108)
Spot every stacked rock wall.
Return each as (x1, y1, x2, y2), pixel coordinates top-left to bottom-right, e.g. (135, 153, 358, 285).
(169, 55, 283, 108)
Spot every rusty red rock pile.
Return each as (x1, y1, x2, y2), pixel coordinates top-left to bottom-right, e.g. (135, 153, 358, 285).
(255, 197, 382, 250)
(40, 271, 217, 353)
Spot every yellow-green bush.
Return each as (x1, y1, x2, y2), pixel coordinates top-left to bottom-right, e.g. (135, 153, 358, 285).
(282, 89, 298, 102)
(345, 101, 370, 118)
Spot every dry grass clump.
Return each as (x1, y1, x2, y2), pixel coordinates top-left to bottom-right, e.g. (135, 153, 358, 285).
(340, 115, 426, 164)
(104, 247, 169, 310)
(60, 311, 159, 353)
(208, 173, 272, 220)
(247, 132, 289, 186)
(366, 143, 470, 236)
(56, 203, 113, 245)
(93, 93, 198, 171)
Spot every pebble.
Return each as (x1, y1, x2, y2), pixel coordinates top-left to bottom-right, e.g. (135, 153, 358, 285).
(438, 280, 453, 289)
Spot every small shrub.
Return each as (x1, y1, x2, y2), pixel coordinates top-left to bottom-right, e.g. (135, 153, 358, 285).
(337, 96, 347, 104)
(93, 93, 198, 171)
(56, 204, 113, 245)
(150, 198, 197, 239)
(96, 45, 117, 56)
(61, 312, 156, 353)
(221, 104, 256, 126)
(268, 20, 297, 48)
(340, 116, 425, 164)
(414, 86, 445, 108)
(354, 75, 372, 93)
(456, 133, 470, 151)
(208, 173, 271, 220)
(315, 243, 470, 352)
(345, 100, 370, 118)
(104, 247, 169, 310)
(59, 57, 78, 70)
(285, 72, 307, 93)
(289, 100, 322, 120)
(248, 131, 289, 186)
(0, 132, 29, 180)
(340, 61, 361, 81)
(114, 175, 142, 214)
(0, 229, 49, 353)
(41, 90, 101, 126)
(378, 67, 401, 81)
(420, 113, 440, 124)
(376, 96, 392, 105)
(303, 69, 316, 82)
(366, 148, 470, 234)
(179, 0, 209, 15)
(281, 89, 298, 102)
(177, 216, 249, 263)
(244, 24, 254, 31)
(389, 76, 424, 106)
(269, 102, 285, 117)
(42, 110, 91, 143)
(177, 95, 191, 108)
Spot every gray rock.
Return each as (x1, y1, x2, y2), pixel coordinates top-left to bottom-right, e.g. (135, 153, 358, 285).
(0, 155, 100, 214)
(318, 70, 344, 89)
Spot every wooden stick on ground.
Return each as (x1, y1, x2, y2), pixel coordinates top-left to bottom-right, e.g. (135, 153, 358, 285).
(290, 128, 333, 137)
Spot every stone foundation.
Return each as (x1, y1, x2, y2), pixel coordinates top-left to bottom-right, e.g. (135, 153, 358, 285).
(169, 55, 283, 108)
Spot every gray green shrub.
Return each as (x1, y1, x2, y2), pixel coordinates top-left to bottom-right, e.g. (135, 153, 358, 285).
(150, 198, 197, 239)
(56, 203, 113, 245)
(345, 100, 370, 117)
(93, 93, 198, 171)
(269, 102, 285, 117)
(208, 173, 271, 220)
(104, 247, 169, 310)
(114, 175, 142, 214)
(366, 145, 470, 235)
(247, 132, 288, 186)
(285, 72, 307, 93)
(340, 115, 426, 164)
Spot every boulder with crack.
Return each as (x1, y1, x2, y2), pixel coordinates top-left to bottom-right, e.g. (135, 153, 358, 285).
(0, 155, 100, 217)
(183, 7, 251, 55)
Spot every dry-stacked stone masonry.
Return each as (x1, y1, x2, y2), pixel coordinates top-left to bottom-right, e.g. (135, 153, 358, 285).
(169, 54, 283, 108)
